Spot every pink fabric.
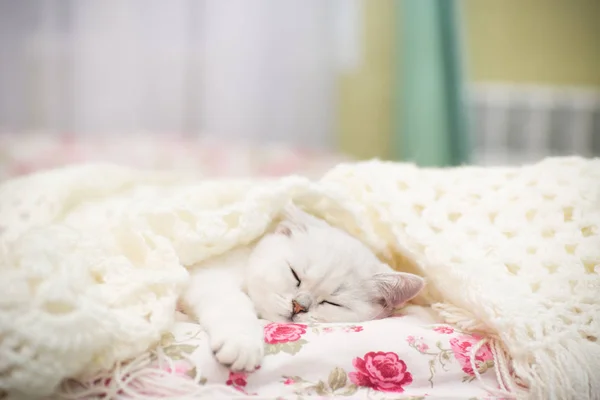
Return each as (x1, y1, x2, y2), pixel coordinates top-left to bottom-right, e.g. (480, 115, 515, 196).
(0, 133, 349, 180)
(73, 309, 504, 399)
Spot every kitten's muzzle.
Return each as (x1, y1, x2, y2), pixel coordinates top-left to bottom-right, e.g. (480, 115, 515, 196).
(291, 300, 307, 315)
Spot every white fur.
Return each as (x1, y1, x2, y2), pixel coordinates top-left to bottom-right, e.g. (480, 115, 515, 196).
(181, 205, 425, 371)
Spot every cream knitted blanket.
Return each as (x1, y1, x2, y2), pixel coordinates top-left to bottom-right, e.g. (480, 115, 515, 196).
(0, 157, 599, 399)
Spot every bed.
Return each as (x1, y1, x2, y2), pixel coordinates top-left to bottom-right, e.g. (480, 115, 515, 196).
(3, 133, 596, 400)
(1, 133, 499, 399)
(0, 133, 500, 399)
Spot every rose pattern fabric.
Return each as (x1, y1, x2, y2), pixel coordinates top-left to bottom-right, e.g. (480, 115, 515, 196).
(406, 335, 429, 352)
(344, 326, 363, 333)
(434, 326, 455, 334)
(349, 351, 413, 393)
(264, 323, 307, 344)
(313, 325, 364, 335)
(163, 361, 193, 377)
(449, 334, 494, 376)
(225, 371, 257, 395)
(62, 313, 503, 399)
(226, 371, 248, 387)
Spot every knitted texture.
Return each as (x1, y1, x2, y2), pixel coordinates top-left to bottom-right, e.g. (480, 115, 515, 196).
(0, 157, 599, 399)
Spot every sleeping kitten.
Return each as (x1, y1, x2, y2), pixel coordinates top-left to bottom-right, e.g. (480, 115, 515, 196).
(181, 205, 425, 372)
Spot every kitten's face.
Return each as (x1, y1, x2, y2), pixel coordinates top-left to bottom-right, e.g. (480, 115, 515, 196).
(245, 206, 424, 323)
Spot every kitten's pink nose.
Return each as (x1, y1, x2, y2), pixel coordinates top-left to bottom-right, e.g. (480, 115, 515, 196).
(291, 300, 307, 315)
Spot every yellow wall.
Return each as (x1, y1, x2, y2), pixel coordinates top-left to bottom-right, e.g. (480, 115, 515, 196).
(337, 0, 600, 159)
(337, 0, 394, 160)
(465, 0, 600, 87)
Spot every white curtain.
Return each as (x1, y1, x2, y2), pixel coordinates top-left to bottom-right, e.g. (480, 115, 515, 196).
(0, 0, 361, 149)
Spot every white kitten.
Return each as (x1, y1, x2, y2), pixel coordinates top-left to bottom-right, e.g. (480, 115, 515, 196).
(181, 205, 425, 372)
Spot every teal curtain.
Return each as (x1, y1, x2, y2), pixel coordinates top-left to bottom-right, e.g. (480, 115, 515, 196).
(392, 0, 471, 166)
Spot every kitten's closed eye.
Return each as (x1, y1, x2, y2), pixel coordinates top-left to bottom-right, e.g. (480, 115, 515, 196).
(288, 264, 301, 287)
(320, 300, 342, 307)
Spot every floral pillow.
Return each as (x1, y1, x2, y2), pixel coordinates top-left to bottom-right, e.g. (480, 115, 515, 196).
(148, 311, 501, 399)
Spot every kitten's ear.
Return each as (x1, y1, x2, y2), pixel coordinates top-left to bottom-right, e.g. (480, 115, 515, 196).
(275, 204, 309, 236)
(370, 272, 425, 309)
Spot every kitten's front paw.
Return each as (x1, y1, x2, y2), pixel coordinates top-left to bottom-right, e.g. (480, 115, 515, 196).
(210, 330, 264, 372)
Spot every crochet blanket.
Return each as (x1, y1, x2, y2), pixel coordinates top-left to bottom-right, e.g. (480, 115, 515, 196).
(0, 157, 599, 399)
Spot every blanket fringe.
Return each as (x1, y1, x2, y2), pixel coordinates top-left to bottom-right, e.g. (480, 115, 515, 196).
(432, 302, 600, 400)
(432, 303, 492, 333)
(470, 337, 523, 400)
(433, 303, 525, 399)
(56, 347, 254, 400)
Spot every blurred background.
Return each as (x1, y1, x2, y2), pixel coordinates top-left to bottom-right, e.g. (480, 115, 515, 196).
(0, 0, 599, 180)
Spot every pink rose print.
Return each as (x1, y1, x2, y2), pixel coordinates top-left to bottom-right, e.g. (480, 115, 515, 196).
(283, 378, 295, 385)
(344, 325, 364, 333)
(349, 351, 413, 393)
(226, 371, 253, 394)
(226, 371, 247, 387)
(226, 367, 260, 395)
(163, 361, 192, 377)
(264, 323, 307, 344)
(417, 343, 429, 352)
(433, 326, 454, 334)
(449, 334, 494, 376)
(406, 335, 427, 352)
